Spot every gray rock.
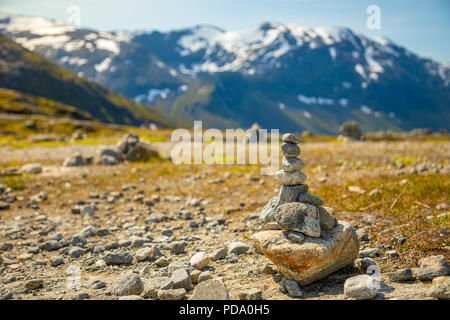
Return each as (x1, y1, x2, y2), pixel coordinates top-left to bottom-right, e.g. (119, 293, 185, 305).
(135, 247, 160, 261)
(97, 147, 120, 162)
(100, 155, 119, 166)
(263, 222, 282, 230)
(104, 253, 133, 265)
(281, 142, 300, 158)
(72, 236, 87, 247)
(413, 267, 447, 281)
(419, 255, 449, 275)
(0, 201, 10, 210)
(81, 205, 95, 216)
(43, 240, 61, 251)
(190, 270, 202, 284)
(112, 273, 144, 296)
(275, 170, 307, 186)
(104, 242, 119, 250)
(69, 247, 84, 258)
(80, 227, 97, 238)
(284, 280, 302, 297)
(0, 243, 12, 251)
(282, 133, 300, 144)
(318, 207, 335, 230)
(275, 202, 320, 237)
(238, 288, 263, 300)
(171, 269, 192, 290)
(359, 248, 379, 258)
(142, 283, 158, 299)
(190, 251, 211, 270)
(189, 278, 230, 300)
(281, 157, 304, 172)
(210, 247, 227, 261)
(285, 231, 305, 244)
(50, 256, 64, 266)
(145, 213, 161, 223)
(356, 227, 369, 241)
(168, 261, 194, 273)
(257, 263, 277, 275)
(86, 278, 106, 289)
(24, 279, 43, 290)
(428, 276, 450, 299)
(73, 292, 90, 300)
(169, 241, 186, 254)
(50, 232, 63, 241)
(198, 271, 214, 283)
(278, 184, 308, 206)
(20, 163, 42, 174)
(63, 154, 86, 167)
(119, 239, 132, 248)
(353, 258, 377, 271)
(157, 288, 186, 300)
(344, 275, 379, 300)
(297, 193, 324, 207)
(228, 241, 250, 255)
(389, 268, 413, 282)
(155, 257, 170, 267)
(260, 196, 279, 224)
(93, 246, 105, 254)
(385, 250, 399, 259)
(154, 277, 174, 290)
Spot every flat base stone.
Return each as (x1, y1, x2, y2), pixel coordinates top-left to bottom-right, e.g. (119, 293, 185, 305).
(251, 221, 359, 285)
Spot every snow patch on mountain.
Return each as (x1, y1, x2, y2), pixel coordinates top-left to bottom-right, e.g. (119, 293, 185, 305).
(95, 57, 112, 72)
(134, 88, 170, 103)
(176, 23, 367, 74)
(60, 56, 88, 66)
(16, 34, 71, 51)
(0, 15, 75, 35)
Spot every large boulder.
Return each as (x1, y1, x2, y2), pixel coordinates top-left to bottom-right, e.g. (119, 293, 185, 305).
(339, 121, 362, 140)
(116, 133, 159, 162)
(97, 147, 121, 164)
(251, 221, 359, 285)
(63, 153, 92, 167)
(117, 133, 139, 154)
(125, 141, 159, 162)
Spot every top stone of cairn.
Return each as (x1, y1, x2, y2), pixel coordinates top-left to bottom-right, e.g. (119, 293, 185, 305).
(282, 133, 300, 144)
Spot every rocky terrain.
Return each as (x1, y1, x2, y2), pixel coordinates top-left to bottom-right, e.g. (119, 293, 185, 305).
(0, 130, 449, 300)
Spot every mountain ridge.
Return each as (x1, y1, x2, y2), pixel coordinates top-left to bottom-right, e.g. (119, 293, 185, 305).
(1, 15, 448, 133)
(0, 32, 178, 128)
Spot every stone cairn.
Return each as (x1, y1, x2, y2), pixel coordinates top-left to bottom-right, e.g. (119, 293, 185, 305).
(253, 133, 359, 286)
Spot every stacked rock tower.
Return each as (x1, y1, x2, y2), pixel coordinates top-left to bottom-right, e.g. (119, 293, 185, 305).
(254, 133, 359, 285)
(260, 133, 335, 237)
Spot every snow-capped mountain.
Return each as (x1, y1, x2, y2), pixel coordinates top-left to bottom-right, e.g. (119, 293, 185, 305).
(1, 15, 449, 133)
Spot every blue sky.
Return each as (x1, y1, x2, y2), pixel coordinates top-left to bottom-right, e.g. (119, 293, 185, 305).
(1, 0, 449, 62)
